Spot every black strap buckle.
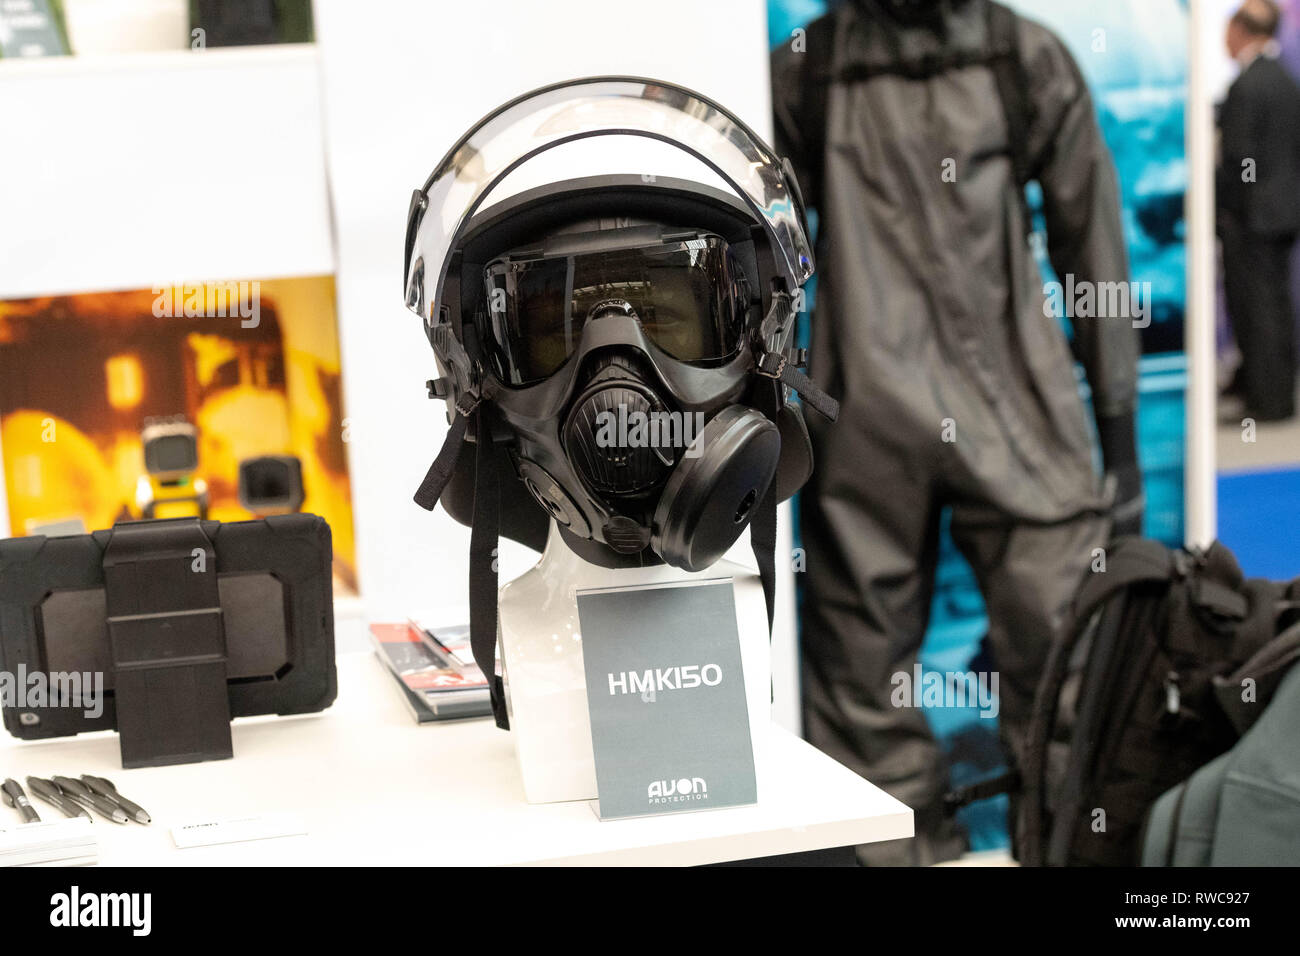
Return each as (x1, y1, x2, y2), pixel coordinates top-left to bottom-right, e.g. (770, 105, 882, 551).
(758, 289, 794, 351)
(756, 351, 787, 379)
(455, 390, 481, 418)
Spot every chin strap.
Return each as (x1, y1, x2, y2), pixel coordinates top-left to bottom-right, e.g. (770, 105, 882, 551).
(413, 402, 511, 730)
(754, 290, 841, 422)
(755, 351, 840, 421)
(750, 378, 781, 633)
(750, 290, 840, 634)
(747, 359, 840, 635)
(468, 410, 509, 729)
(413, 408, 470, 511)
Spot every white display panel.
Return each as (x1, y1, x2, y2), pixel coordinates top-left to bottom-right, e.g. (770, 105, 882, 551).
(0, 45, 335, 298)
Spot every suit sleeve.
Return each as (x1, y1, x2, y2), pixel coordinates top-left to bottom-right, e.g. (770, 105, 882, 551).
(1022, 23, 1139, 422)
(1216, 82, 1244, 220)
(1217, 76, 1264, 226)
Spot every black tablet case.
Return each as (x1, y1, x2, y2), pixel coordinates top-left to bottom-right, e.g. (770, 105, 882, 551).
(0, 513, 337, 744)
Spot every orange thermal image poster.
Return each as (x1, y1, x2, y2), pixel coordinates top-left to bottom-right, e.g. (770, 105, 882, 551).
(0, 276, 357, 595)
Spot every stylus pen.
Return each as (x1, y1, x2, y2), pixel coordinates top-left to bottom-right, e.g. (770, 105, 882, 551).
(51, 776, 129, 824)
(80, 775, 151, 825)
(26, 777, 91, 821)
(2, 778, 40, 823)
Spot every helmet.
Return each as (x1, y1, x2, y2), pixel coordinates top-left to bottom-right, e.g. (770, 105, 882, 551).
(403, 77, 838, 725)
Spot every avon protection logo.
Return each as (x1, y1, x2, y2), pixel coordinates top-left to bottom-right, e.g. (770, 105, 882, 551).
(50, 886, 151, 936)
(648, 777, 708, 806)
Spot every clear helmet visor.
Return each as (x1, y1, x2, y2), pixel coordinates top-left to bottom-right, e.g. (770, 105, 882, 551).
(404, 76, 814, 322)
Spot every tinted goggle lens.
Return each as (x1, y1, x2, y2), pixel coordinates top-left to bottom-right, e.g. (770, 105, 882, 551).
(482, 236, 750, 386)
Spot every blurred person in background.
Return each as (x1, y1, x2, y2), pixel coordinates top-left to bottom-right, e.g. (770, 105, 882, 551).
(771, 0, 1141, 864)
(1218, 0, 1300, 422)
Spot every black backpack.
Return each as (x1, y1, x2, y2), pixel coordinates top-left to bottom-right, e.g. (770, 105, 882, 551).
(945, 537, 1300, 865)
(1010, 537, 1299, 865)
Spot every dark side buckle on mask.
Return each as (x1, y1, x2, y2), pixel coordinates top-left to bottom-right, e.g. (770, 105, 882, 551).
(753, 292, 841, 422)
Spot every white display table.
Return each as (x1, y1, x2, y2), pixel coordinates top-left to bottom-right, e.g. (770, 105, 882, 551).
(0, 652, 912, 866)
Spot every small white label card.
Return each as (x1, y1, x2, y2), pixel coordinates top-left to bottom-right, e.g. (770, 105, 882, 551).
(171, 812, 308, 849)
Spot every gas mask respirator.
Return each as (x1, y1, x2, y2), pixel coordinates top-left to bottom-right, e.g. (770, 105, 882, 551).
(476, 226, 790, 572)
(403, 77, 838, 727)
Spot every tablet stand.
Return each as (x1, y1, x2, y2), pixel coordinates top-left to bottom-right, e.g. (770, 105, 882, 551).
(102, 519, 233, 768)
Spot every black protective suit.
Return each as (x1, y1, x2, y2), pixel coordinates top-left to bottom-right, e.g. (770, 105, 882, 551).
(771, 0, 1142, 863)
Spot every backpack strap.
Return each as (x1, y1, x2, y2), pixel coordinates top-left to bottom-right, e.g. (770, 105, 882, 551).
(985, 1, 1035, 192)
(943, 768, 1021, 815)
(1070, 537, 1175, 622)
(1161, 778, 1192, 867)
(797, 12, 837, 213)
(1020, 537, 1175, 864)
(800, 2, 1036, 231)
(1164, 542, 1276, 663)
(1214, 622, 1300, 734)
(1045, 593, 1165, 865)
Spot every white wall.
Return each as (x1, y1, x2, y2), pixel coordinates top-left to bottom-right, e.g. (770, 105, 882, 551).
(312, 0, 804, 729)
(1203, 0, 1253, 103)
(0, 46, 333, 299)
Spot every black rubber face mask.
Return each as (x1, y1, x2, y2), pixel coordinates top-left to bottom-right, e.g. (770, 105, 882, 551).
(479, 230, 781, 572)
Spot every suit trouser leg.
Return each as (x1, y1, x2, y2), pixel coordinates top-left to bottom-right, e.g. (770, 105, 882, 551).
(1224, 226, 1298, 419)
(1223, 225, 1254, 393)
(1251, 235, 1298, 417)
(948, 506, 1110, 849)
(800, 464, 967, 866)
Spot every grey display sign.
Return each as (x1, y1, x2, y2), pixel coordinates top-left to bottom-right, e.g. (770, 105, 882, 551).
(577, 578, 756, 820)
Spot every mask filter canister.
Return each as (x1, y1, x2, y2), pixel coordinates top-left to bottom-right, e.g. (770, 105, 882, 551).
(651, 405, 780, 572)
